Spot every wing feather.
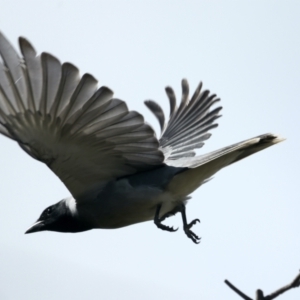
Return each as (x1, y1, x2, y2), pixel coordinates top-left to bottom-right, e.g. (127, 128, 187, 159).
(0, 32, 164, 200)
(49, 63, 80, 118)
(145, 79, 222, 161)
(19, 37, 43, 111)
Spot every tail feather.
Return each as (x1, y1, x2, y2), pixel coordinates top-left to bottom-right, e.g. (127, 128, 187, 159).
(167, 133, 285, 198)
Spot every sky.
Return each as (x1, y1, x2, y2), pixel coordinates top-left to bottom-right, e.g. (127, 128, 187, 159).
(0, 1, 299, 299)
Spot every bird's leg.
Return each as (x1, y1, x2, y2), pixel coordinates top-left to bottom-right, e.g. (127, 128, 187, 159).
(179, 204, 201, 244)
(154, 204, 178, 232)
(159, 205, 181, 221)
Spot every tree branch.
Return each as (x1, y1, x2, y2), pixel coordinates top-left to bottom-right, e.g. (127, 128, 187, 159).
(266, 271, 300, 300)
(224, 279, 252, 300)
(224, 271, 300, 300)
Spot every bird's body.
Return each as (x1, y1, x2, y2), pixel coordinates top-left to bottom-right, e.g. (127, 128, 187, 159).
(62, 165, 183, 229)
(0, 32, 284, 243)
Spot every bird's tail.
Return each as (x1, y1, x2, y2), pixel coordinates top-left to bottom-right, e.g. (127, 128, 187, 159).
(166, 133, 285, 198)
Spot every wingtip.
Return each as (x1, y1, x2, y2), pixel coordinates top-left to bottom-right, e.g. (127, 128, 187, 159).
(18, 36, 28, 45)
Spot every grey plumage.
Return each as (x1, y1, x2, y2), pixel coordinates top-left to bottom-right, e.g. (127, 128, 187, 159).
(0, 32, 284, 243)
(146, 79, 222, 161)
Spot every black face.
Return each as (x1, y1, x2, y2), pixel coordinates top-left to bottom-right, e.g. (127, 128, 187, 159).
(25, 201, 92, 234)
(41, 206, 55, 221)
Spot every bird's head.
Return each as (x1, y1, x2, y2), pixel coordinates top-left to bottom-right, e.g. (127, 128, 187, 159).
(25, 198, 91, 234)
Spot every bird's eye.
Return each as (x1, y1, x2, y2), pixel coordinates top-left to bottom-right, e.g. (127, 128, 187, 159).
(46, 208, 52, 215)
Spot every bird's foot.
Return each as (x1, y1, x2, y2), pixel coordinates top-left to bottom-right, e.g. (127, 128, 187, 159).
(156, 222, 178, 232)
(179, 203, 201, 244)
(183, 219, 201, 244)
(154, 204, 178, 232)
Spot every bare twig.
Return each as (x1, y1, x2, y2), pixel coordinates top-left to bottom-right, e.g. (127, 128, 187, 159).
(224, 280, 252, 300)
(266, 272, 300, 300)
(224, 271, 300, 300)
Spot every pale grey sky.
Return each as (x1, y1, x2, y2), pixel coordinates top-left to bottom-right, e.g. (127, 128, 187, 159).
(0, 1, 299, 299)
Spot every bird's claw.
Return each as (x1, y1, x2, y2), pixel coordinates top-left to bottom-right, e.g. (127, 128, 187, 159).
(154, 204, 201, 244)
(183, 217, 201, 244)
(154, 204, 178, 232)
(187, 218, 200, 229)
(184, 227, 201, 244)
(156, 223, 178, 232)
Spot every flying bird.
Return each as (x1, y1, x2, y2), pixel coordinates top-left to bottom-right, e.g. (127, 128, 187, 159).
(0, 32, 284, 244)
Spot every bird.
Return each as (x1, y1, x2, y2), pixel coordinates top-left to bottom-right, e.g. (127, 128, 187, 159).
(0, 32, 284, 244)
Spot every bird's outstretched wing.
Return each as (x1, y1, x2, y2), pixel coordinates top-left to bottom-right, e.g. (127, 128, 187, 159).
(145, 79, 222, 162)
(0, 32, 164, 200)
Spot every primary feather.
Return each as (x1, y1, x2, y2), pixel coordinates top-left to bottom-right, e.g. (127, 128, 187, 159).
(0, 32, 164, 200)
(145, 79, 222, 161)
